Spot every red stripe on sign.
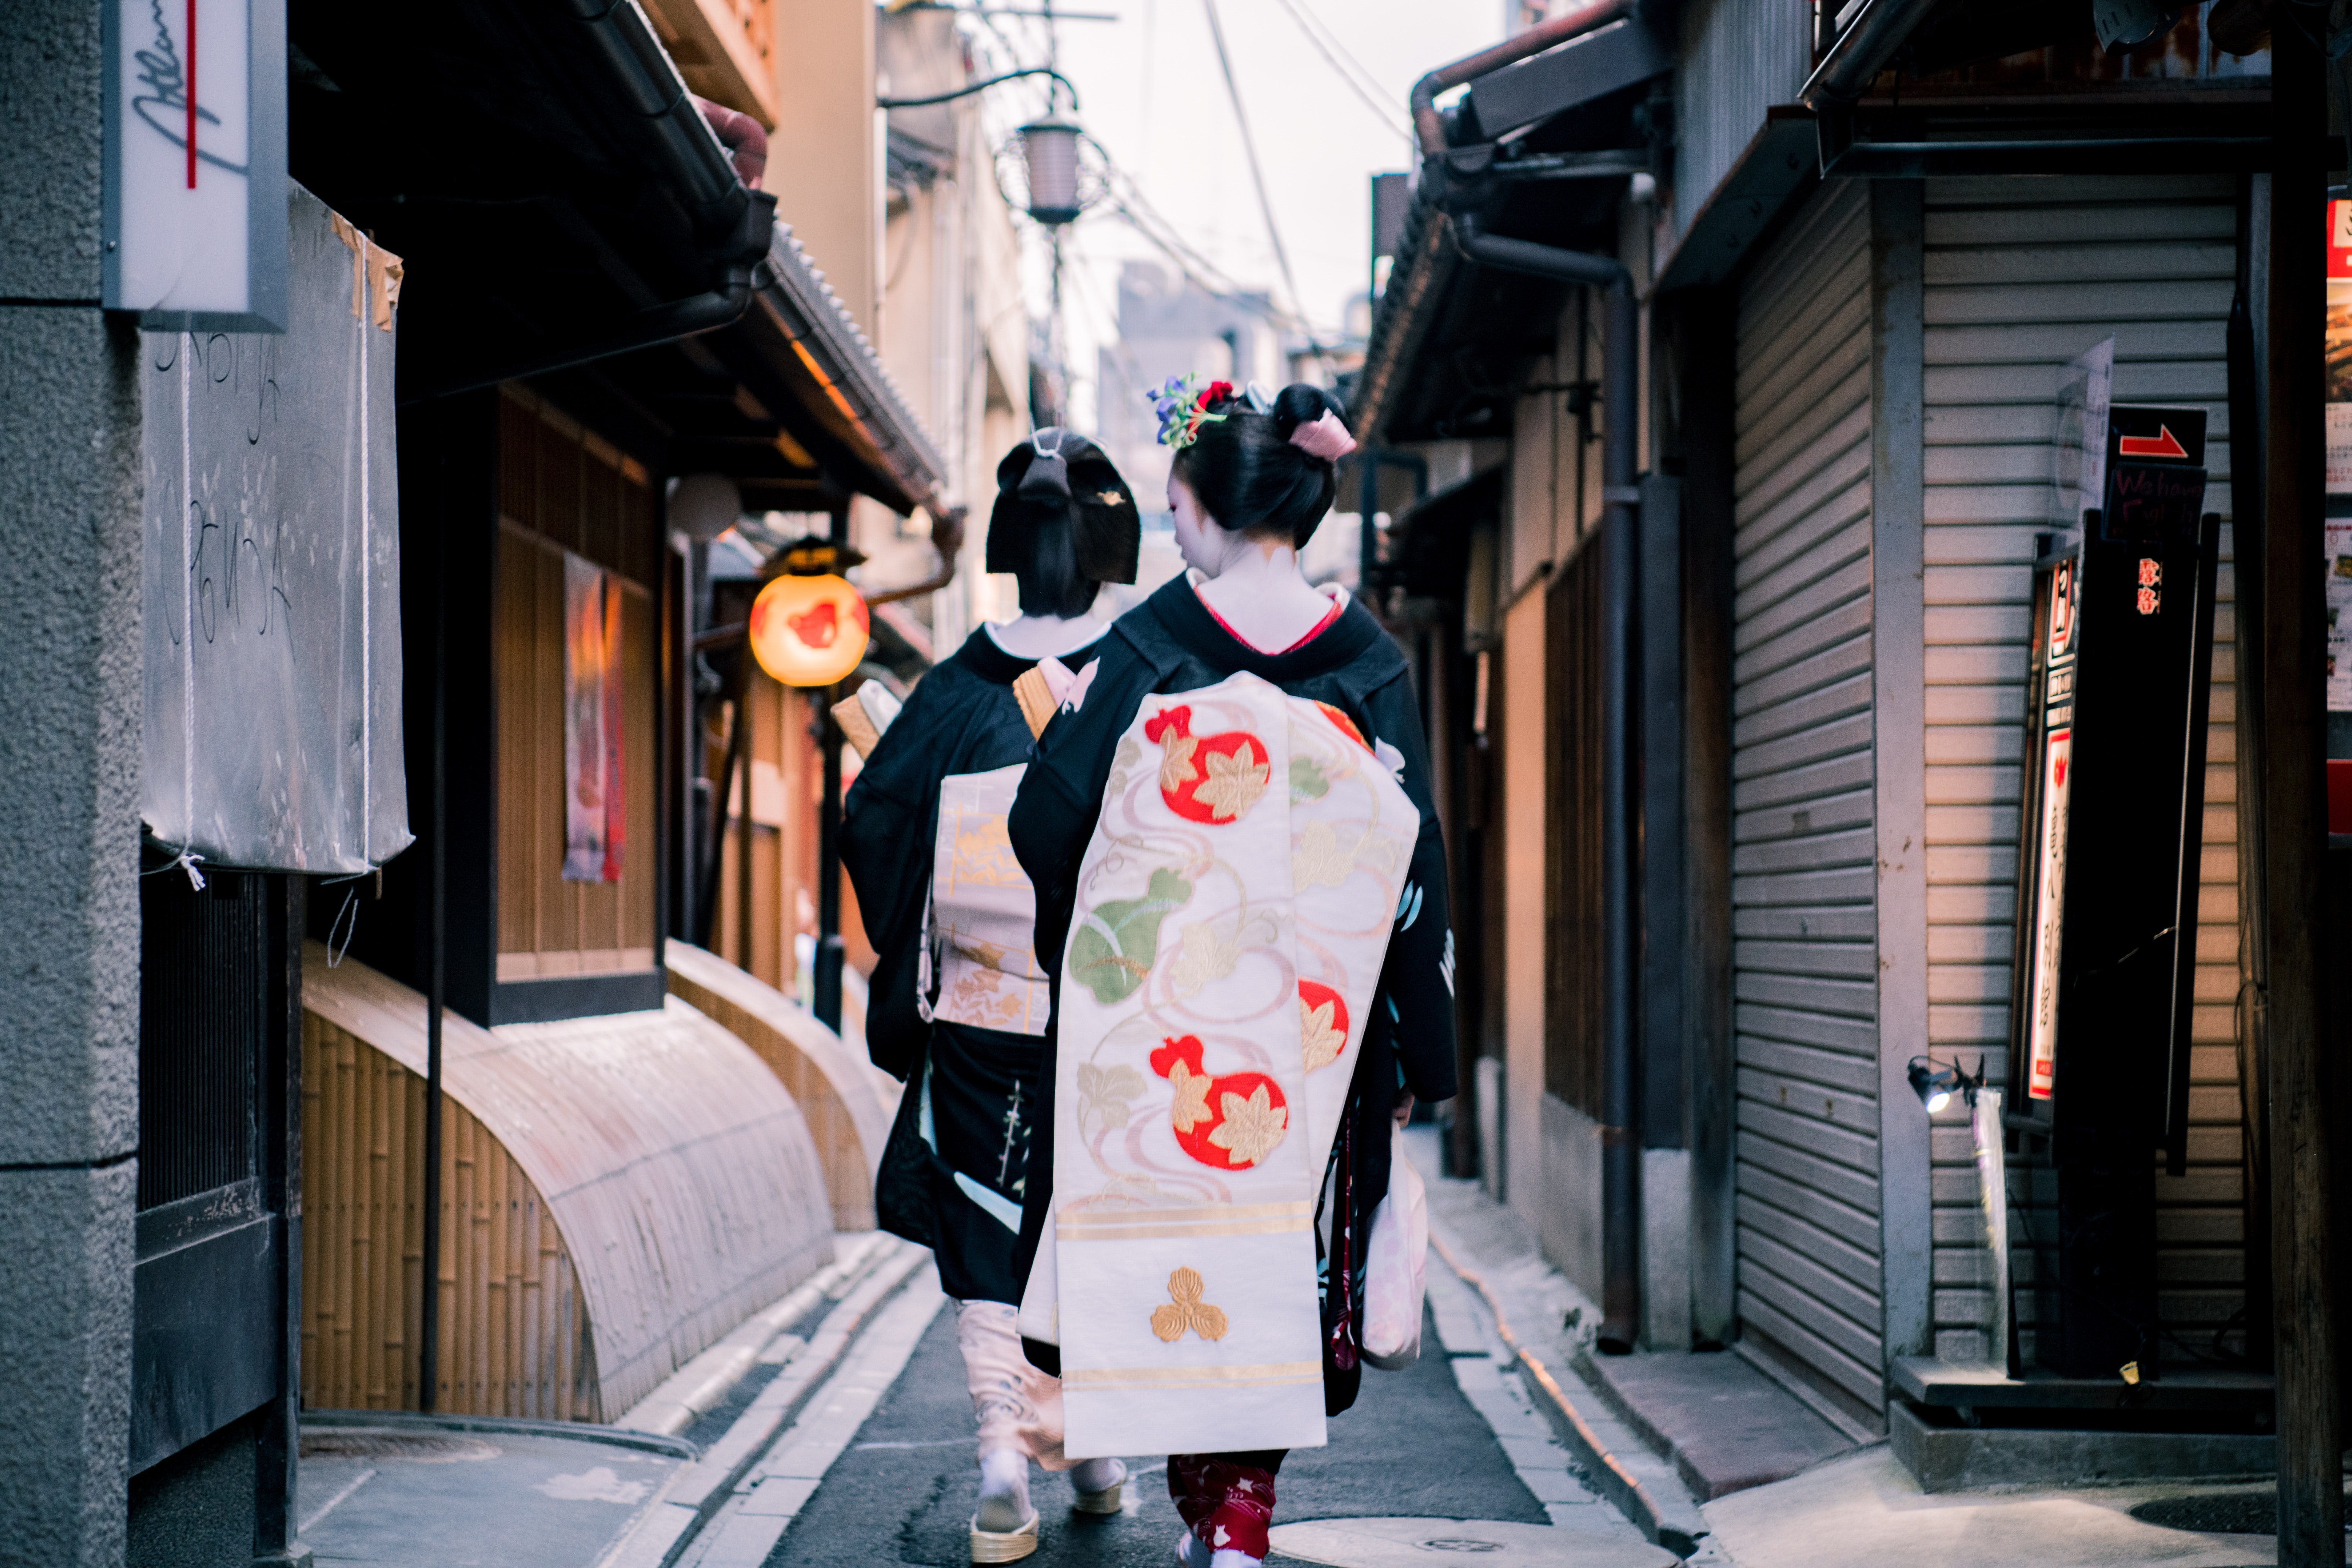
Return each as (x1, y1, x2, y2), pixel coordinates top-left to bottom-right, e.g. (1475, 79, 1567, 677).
(185, 0, 197, 188)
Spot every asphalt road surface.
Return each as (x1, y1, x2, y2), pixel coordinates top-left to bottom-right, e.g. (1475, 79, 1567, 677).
(765, 1302, 1548, 1567)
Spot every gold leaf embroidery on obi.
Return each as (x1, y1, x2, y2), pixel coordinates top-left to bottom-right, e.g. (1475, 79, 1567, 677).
(1193, 741, 1270, 821)
(1149, 1267, 1230, 1342)
(1207, 1083, 1288, 1166)
(1292, 820, 1353, 888)
(1299, 994, 1346, 1070)
(1293, 822, 1402, 890)
(1165, 1059, 1214, 1133)
(1169, 919, 1241, 996)
(949, 812, 1023, 888)
(1157, 731, 1201, 795)
(1108, 736, 1143, 800)
(1076, 1062, 1145, 1136)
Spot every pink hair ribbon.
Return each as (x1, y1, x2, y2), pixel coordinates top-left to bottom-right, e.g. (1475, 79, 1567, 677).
(1289, 409, 1358, 462)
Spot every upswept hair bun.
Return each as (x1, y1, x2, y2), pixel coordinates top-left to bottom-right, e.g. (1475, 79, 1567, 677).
(986, 430, 1141, 617)
(1171, 382, 1350, 550)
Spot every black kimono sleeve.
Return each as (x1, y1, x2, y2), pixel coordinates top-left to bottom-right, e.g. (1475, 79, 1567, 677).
(839, 684, 953, 1081)
(1353, 670, 1459, 1106)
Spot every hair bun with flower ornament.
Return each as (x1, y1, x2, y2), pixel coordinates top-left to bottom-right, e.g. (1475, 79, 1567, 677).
(1147, 373, 1240, 450)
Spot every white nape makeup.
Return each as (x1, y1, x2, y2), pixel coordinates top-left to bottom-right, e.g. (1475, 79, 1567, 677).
(983, 611, 1108, 661)
(1169, 472, 1344, 655)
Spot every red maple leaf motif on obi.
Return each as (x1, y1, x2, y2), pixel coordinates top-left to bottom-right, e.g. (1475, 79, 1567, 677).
(1143, 705, 1271, 824)
(1150, 1034, 1290, 1169)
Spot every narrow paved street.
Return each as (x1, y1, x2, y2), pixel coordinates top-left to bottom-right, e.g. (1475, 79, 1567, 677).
(768, 1299, 1560, 1566)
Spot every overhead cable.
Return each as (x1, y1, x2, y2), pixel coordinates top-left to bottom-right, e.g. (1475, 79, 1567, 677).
(1198, 0, 1323, 355)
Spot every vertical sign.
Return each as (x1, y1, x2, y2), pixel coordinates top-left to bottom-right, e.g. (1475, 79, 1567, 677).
(106, 0, 287, 329)
(2024, 559, 2079, 1102)
(2051, 337, 2113, 532)
(2327, 202, 2352, 714)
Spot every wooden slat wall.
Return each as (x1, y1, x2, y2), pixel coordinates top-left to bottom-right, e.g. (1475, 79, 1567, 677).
(714, 670, 822, 996)
(1729, 180, 1883, 1416)
(495, 387, 661, 982)
(1544, 538, 1606, 1116)
(1917, 174, 2246, 1366)
(301, 1013, 598, 1419)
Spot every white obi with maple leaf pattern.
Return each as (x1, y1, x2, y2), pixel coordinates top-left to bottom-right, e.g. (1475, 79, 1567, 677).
(929, 763, 1052, 1037)
(1017, 672, 1418, 1457)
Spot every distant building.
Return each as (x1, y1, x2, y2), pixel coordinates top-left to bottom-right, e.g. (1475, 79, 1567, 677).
(1095, 262, 1359, 596)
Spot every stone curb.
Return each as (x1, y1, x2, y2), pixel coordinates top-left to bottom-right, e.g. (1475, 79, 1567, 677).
(615, 1231, 899, 1436)
(593, 1237, 931, 1568)
(1426, 1225, 1710, 1558)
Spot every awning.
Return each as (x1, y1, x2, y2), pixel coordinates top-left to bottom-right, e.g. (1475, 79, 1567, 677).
(287, 0, 943, 513)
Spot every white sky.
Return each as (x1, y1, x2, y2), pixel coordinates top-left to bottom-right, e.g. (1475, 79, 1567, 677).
(958, 0, 1503, 434)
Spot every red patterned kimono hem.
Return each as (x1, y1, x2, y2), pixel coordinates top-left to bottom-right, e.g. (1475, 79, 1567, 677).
(1169, 1453, 1280, 1559)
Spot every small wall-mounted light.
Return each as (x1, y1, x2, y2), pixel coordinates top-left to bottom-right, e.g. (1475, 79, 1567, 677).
(749, 542, 869, 687)
(1908, 1054, 1987, 1114)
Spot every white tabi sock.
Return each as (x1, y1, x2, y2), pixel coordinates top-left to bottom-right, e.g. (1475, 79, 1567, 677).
(974, 1449, 1032, 1533)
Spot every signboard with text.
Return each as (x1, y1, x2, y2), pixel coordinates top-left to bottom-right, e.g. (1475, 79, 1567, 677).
(104, 0, 287, 329)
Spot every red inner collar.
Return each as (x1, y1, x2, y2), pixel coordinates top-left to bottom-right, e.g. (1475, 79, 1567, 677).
(1192, 588, 1344, 656)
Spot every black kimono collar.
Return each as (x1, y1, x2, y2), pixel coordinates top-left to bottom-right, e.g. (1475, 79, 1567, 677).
(1131, 575, 1389, 683)
(955, 625, 1106, 685)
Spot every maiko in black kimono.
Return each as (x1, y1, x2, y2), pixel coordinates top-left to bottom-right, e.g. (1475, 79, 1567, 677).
(1005, 573, 1458, 1414)
(840, 629, 1100, 1304)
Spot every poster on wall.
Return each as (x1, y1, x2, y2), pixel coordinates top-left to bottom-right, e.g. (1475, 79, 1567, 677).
(563, 554, 625, 882)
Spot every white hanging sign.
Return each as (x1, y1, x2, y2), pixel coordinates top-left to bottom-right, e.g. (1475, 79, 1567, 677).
(105, 0, 287, 329)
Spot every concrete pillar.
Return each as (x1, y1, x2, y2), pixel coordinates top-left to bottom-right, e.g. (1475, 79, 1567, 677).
(0, 1, 147, 1562)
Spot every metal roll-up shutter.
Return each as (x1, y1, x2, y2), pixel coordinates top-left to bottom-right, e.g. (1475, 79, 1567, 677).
(1729, 180, 1883, 1416)
(1917, 174, 2246, 1369)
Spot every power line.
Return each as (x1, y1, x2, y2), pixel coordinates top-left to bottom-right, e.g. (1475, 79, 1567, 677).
(1198, 0, 1323, 358)
(1264, 0, 1410, 139)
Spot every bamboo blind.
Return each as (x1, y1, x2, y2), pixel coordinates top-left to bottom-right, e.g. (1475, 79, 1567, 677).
(301, 1013, 601, 1420)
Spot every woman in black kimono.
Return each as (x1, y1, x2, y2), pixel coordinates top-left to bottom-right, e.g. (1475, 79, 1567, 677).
(1006, 382, 1457, 1568)
(840, 430, 1140, 1564)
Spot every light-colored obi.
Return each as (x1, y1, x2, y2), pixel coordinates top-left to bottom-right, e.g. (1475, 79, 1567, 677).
(925, 763, 1051, 1036)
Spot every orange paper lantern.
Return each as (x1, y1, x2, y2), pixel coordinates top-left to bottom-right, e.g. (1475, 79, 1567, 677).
(748, 572, 869, 688)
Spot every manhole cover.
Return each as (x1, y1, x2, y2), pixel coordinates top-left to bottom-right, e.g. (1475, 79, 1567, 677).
(299, 1430, 499, 1463)
(1267, 1517, 1675, 1568)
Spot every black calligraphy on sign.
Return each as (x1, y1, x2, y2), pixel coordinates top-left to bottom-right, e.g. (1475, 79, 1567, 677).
(130, 0, 247, 176)
(168, 332, 294, 648)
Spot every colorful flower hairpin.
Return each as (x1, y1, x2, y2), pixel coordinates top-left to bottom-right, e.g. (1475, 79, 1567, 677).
(1148, 373, 1234, 450)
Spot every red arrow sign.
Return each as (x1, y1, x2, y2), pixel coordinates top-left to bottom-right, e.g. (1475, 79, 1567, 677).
(2118, 424, 2189, 459)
